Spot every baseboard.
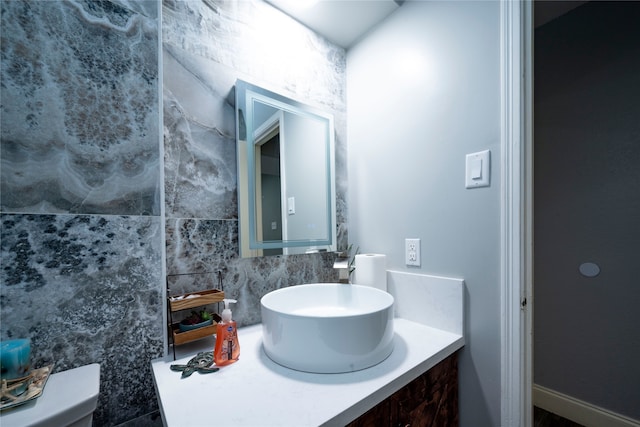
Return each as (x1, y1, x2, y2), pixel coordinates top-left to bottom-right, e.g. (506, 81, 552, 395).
(533, 384, 640, 427)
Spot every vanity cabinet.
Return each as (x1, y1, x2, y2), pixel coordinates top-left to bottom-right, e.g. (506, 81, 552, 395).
(347, 352, 458, 427)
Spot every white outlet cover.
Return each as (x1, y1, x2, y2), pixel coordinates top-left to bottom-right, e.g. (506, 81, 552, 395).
(465, 150, 490, 188)
(405, 238, 421, 267)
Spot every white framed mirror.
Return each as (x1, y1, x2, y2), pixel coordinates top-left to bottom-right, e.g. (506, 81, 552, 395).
(235, 79, 336, 257)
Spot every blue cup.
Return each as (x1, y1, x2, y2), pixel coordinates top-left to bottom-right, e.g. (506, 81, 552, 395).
(1, 339, 31, 383)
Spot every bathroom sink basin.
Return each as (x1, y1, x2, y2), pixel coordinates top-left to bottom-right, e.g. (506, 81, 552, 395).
(261, 283, 394, 373)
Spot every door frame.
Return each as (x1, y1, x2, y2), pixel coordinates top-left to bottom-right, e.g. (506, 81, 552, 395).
(500, 0, 533, 426)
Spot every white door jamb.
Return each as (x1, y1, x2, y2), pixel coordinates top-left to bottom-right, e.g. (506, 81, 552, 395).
(500, 0, 533, 426)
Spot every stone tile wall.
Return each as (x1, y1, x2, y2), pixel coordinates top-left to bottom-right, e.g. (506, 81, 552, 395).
(1, 1, 161, 424)
(1, 0, 346, 424)
(162, 0, 347, 328)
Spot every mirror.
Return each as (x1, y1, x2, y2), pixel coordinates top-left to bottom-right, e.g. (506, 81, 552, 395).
(235, 80, 336, 257)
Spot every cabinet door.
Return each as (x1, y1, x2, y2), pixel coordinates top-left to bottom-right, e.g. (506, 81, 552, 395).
(346, 353, 458, 427)
(393, 354, 458, 427)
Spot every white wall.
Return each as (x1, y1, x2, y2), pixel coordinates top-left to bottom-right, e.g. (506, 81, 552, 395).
(283, 112, 329, 242)
(347, 1, 501, 425)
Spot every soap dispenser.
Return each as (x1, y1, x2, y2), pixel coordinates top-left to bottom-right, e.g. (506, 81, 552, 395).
(214, 299, 240, 366)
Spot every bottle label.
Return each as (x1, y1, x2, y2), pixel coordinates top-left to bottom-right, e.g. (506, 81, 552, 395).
(227, 336, 233, 360)
(219, 327, 238, 362)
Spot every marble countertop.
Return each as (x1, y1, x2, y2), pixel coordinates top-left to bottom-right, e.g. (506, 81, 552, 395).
(151, 318, 464, 427)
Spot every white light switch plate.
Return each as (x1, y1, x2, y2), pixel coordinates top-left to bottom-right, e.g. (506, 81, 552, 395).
(465, 150, 490, 188)
(287, 197, 295, 215)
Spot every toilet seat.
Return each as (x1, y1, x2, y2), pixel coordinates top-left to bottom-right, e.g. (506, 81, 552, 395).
(0, 363, 100, 427)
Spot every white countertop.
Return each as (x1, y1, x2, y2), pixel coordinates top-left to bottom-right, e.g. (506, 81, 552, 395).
(151, 318, 464, 427)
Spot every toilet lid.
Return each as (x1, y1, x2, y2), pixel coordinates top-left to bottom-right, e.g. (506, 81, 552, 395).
(0, 363, 100, 427)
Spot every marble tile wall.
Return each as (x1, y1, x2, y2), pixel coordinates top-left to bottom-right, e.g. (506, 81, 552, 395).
(162, 0, 348, 326)
(1, 0, 160, 216)
(2, 0, 347, 425)
(1, 1, 162, 425)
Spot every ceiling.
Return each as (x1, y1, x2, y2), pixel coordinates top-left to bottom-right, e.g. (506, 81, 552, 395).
(265, 0, 401, 48)
(265, 1, 588, 49)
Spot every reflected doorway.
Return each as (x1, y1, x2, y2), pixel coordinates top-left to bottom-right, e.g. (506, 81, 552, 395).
(256, 132, 283, 256)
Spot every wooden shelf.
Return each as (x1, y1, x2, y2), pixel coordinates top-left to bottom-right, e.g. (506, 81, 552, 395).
(167, 287, 225, 358)
(170, 322, 219, 346)
(168, 289, 225, 312)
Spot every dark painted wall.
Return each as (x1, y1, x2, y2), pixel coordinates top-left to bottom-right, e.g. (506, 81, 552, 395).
(534, 2, 640, 419)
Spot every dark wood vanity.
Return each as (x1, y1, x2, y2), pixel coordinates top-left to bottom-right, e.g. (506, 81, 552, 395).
(348, 352, 459, 427)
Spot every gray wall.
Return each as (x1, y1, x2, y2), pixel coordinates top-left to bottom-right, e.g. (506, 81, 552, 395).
(347, 1, 501, 425)
(534, 2, 640, 420)
(1, 0, 346, 425)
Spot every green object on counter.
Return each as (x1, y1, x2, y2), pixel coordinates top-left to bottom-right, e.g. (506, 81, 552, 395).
(170, 351, 218, 378)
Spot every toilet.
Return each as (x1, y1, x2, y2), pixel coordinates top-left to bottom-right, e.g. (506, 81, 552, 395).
(0, 363, 100, 427)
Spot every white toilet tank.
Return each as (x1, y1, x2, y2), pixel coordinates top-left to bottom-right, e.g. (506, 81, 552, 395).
(1, 363, 100, 427)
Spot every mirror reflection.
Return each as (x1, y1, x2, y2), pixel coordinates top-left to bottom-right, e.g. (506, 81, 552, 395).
(235, 80, 336, 257)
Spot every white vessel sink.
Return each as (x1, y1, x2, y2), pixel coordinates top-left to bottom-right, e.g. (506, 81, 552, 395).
(261, 283, 394, 373)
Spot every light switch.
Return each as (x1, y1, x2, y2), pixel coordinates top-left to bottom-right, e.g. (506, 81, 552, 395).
(287, 197, 295, 215)
(470, 157, 483, 180)
(465, 150, 490, 188)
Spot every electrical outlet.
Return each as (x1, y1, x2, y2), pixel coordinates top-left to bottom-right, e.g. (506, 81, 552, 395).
(405, 238, 421, 267)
